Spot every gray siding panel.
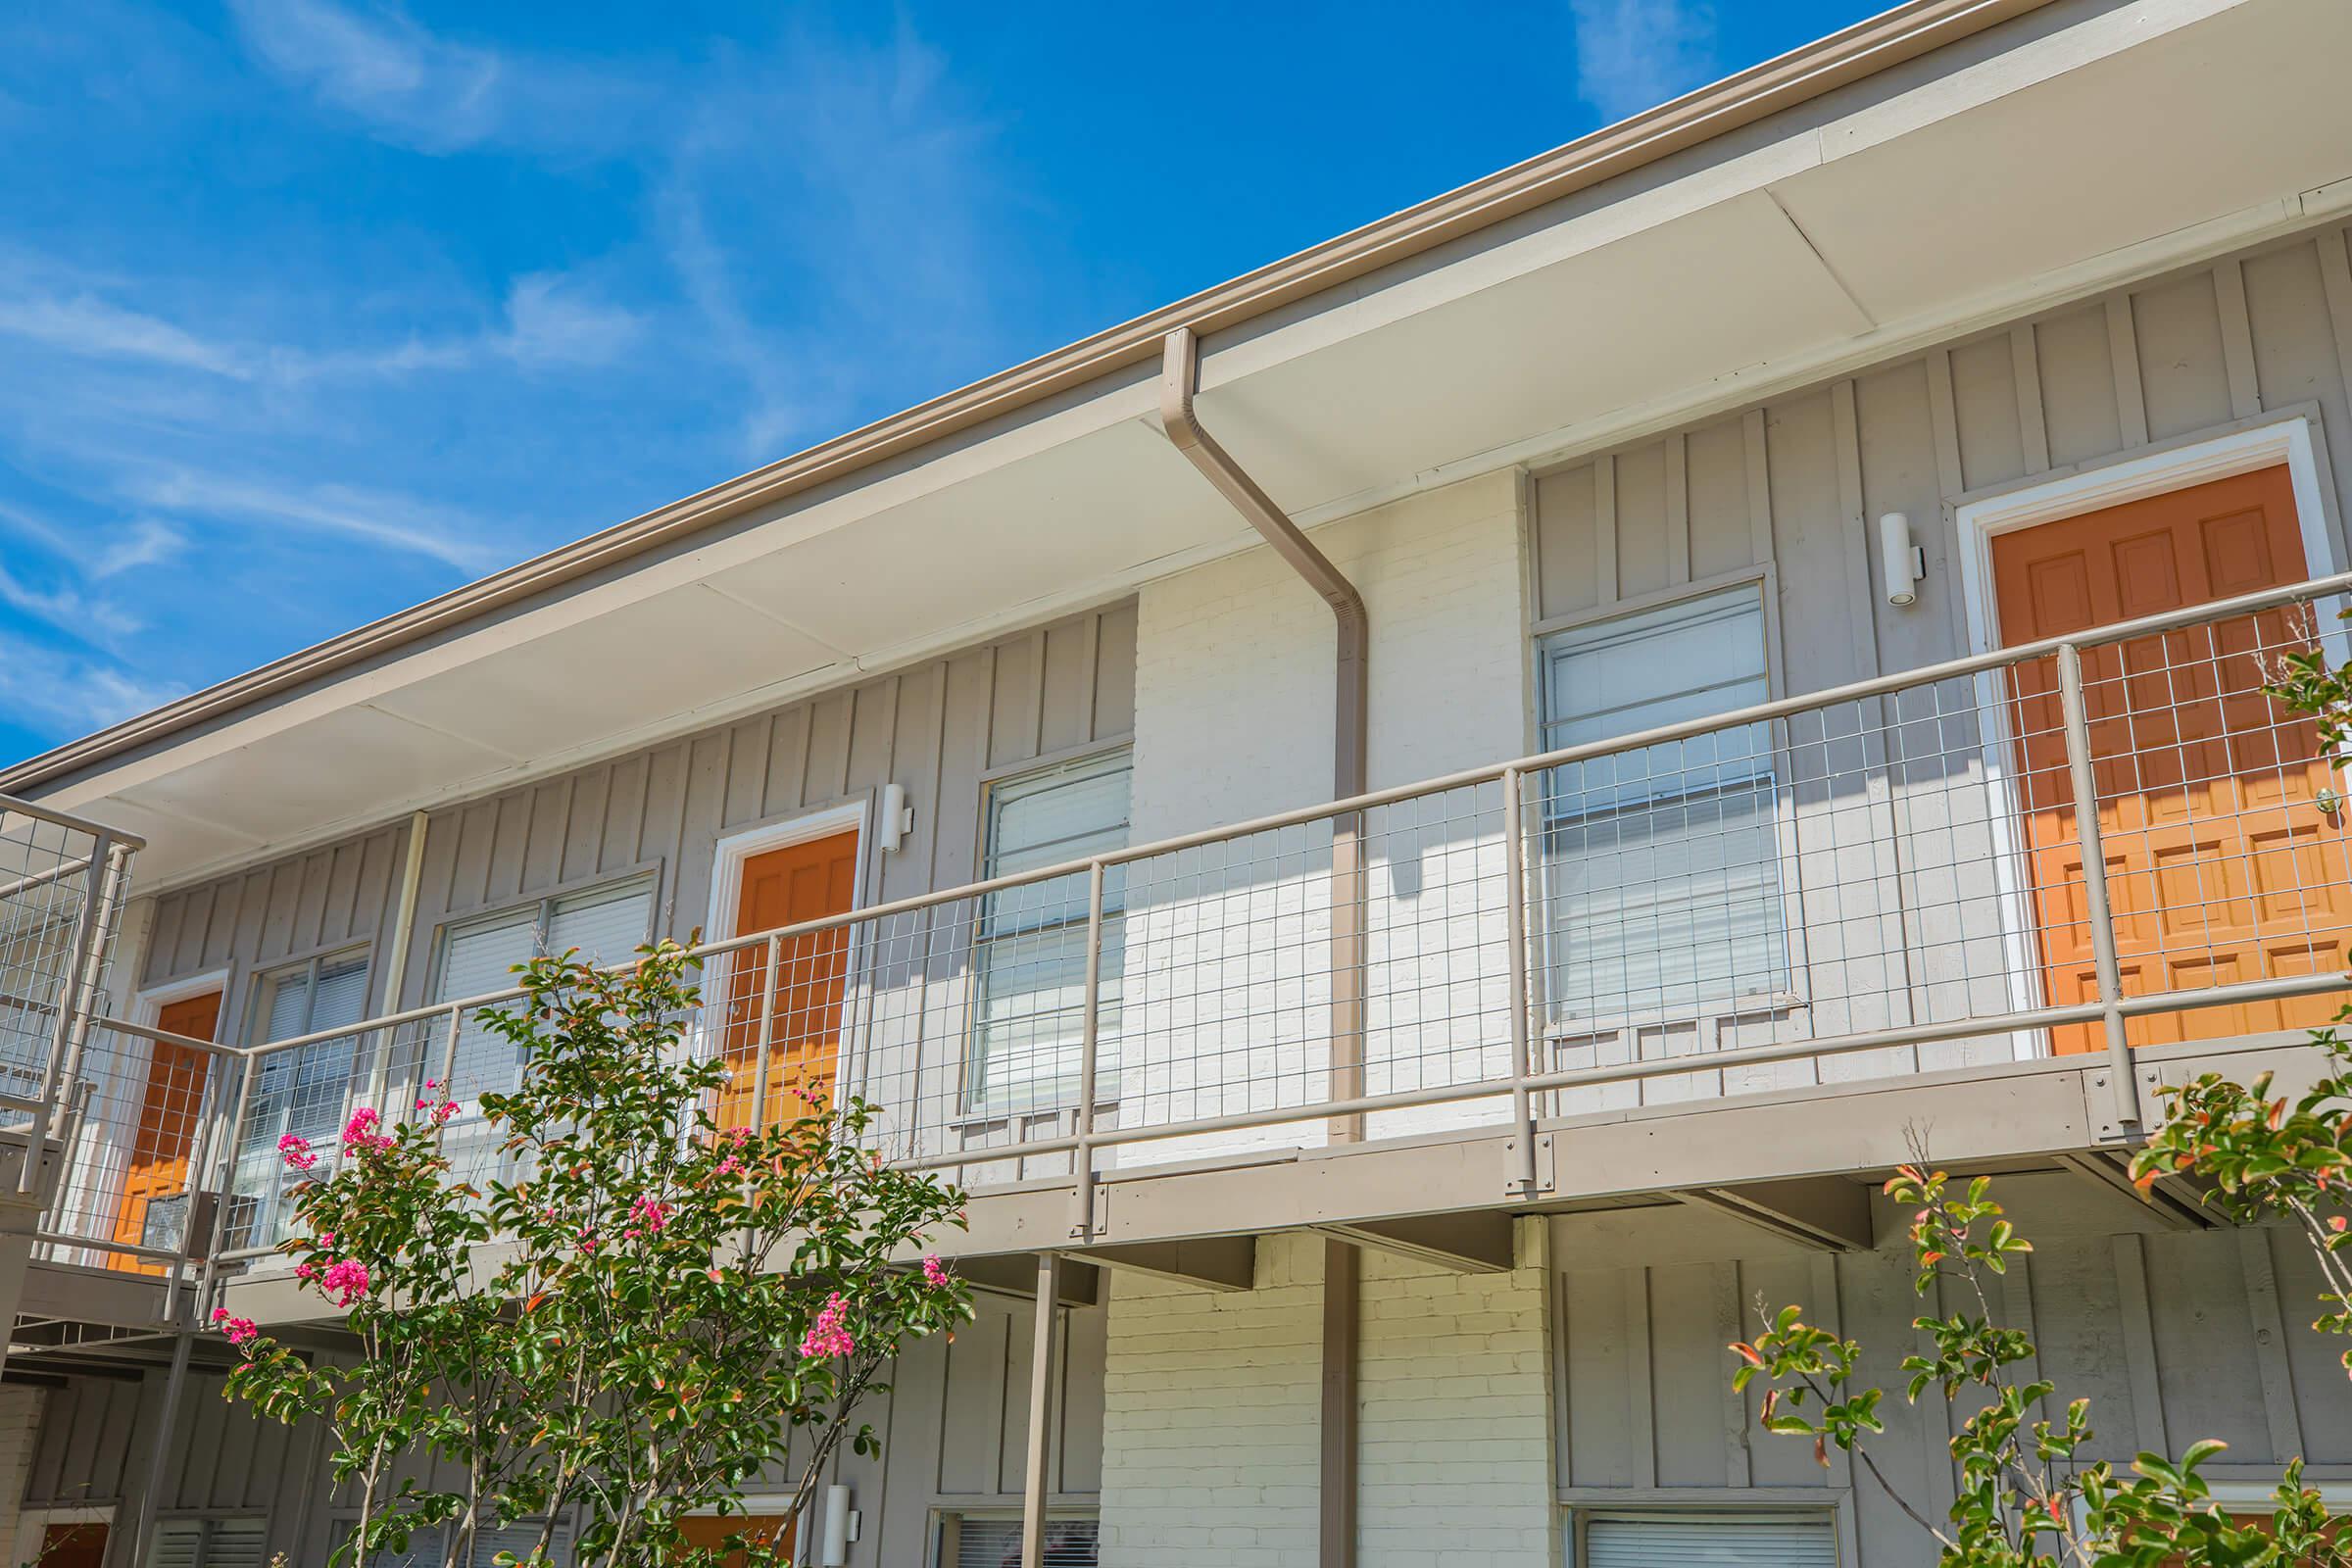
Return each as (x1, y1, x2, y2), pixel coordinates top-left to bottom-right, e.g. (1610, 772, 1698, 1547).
(1554, 1210, 2352, 1565)
(138, 604, 1140, 1046)
(23, 1291, 1105, 1568)
(1531, 221, 2352, 1110)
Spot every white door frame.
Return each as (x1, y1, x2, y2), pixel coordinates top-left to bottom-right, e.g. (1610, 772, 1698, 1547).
(700, 799, 874, 1112)
(1949, 412, 2342, 1060)
(12, 1504, 113, 1568)
(62, 967, 233, 1264)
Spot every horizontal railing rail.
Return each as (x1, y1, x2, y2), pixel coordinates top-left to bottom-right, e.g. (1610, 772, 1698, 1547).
(46, 568, 2352, 1272)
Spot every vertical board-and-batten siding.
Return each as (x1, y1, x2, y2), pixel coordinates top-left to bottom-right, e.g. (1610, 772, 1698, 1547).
(135, 603, 1139, 1024)
(1531, 222, 2352, 672)
(1553, 1203, 2352, 1567)
(21, 1290, 1107, 1568)
(1527, 221, 2352, 1103)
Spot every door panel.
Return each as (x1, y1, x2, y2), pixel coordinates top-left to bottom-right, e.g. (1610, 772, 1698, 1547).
(1993, 464, 2352, 1051)
(38, 1522, 107, 1568)
(675, 1514, 794, 1565)
(111, 991, 220, 1273)
(716, 830, 859, 1129)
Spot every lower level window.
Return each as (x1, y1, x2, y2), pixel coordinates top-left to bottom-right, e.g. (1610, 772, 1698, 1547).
(362, 1520, 570, 1567)
(148, 1517, 267, 1568)
(937, 1509, 1100, 1567)
(1577, 1510, 1836, 1566)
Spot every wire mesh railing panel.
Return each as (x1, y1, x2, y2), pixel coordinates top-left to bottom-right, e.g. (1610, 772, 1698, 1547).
(2070, 593, 2352, 1046)
(144, 579, 2352, 1213)
(0, 808, 124, 1126)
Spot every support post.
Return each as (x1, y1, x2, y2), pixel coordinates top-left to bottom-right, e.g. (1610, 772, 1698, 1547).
(1019, 1250, 1064, 1568)
(1069, 862, 1106, 1241)
(1320, 1239, 1357, 1568)
(126, 1327, 194, 1568)
(1501, 767, 1538, 1193)
(2055, 643, 2140, 1133)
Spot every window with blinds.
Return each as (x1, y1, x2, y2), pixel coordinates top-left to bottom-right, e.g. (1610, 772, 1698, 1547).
(1537, 584, 1790, 1026)
(937, 1512, 1100, 1567)
(227, 953, 371, 1249)
(434, 878, 656, 1104)
(970, 750, 1131, 1116)
(362, 1518, 570, 1566)
(147, 1517, 268, 1568)
(1579, 1512, 1836, 1566)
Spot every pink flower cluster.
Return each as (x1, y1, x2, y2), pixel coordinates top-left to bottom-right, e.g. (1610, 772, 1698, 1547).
(342, 1106, 392, 1154)
(320, 1256, 371, 1306)
(277, 1132, 317, 1172)
(622, 1195, 672, 1240)
(210, 1306, 258, 1348)
(799, 1292, 856, 1359)
(921, 1254, 949, 1289)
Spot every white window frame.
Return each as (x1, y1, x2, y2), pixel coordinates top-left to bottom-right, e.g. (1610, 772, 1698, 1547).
(1530, 571, 1807, 1066)
(142, 1512, 270, 1568)
(1951, 410, 2347, 1061)
(931, 1504, 1101, 1567)
(1563, 1503, 1845, 1567)
(230, 948, 372, 1250)
(963, 745, 1133, 1120)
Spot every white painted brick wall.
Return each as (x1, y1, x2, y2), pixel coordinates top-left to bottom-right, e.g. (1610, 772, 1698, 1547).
(0, 1385, 48, 1555)
(1357, 1220, 1555, 1568)
(1098, 1226, 1557, 1568)
(1117, 471, 1530, 1164)
(1100, 1234, 1326, 1567)
(1131, 467, 1528, 834)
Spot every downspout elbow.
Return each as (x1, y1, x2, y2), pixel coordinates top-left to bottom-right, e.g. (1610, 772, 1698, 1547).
(1158, 326, 1368, 793)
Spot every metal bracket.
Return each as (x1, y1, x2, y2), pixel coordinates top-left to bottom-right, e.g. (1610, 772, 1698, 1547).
(1502, 1133, 1555, 1196)
(1068, 1180, 1106, 1242)
(2088, 1066, 2159, 1144)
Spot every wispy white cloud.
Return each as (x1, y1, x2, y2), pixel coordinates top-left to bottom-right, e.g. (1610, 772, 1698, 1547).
(0, 629, 180, 735)
(1567, 0, 1721, 122)
(226, 0, 500, 152)
(126, 469, 504, 573)
(90, 518, 185, 578)
(0, 261, 642, 388)
(0, 292, 254, 378)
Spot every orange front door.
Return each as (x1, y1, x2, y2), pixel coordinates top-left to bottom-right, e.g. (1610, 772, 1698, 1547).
(111, 990, 220, 1272)
(38, 1522, 107, 1568)
(1995, 464, 2352, 1051)
(675, 1513, 795, 1565)
(717, 830, 859, 1129)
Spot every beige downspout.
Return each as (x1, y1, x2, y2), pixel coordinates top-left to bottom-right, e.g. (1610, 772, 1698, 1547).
(1159, 323, 1366, 1568)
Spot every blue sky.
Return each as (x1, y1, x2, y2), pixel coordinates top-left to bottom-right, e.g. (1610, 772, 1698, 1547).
(0, 0, 1879, 766)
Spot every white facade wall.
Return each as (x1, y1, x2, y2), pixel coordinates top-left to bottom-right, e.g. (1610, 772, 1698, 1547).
(0, 1386, 45, 1559)
(1118, 471, 1531, 1164)
(1099, 1235, 1327, 1567)
(1098, 1227, 1559, 1568)
(1358, 1220, 1555, 1568)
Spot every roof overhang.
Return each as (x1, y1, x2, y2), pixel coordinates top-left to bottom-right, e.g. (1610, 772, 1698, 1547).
(18, 0, 2352, 889)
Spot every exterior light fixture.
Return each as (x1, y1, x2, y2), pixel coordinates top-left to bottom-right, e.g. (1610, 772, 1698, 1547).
(1881, 512, 1927, 606)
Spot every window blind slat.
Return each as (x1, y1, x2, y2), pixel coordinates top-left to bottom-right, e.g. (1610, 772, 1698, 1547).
(1584, 1515, 1836, 1567)
(948, 1515, 1099, 1568)
(973, 751, 1131, 1114)
(1539, 584, 1789, 1024)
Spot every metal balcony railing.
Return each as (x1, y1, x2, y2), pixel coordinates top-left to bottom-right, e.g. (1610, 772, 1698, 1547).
(52, 570, 2352, 1271)
(0, 795, 138, 1252)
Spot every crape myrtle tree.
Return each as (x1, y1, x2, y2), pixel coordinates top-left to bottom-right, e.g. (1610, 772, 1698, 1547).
(214, 940, 976, 1568)
(1729, 615, 2352, 1565)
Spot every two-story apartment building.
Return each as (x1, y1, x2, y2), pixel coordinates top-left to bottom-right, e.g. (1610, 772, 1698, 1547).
(7, 0, 2352, 1562)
